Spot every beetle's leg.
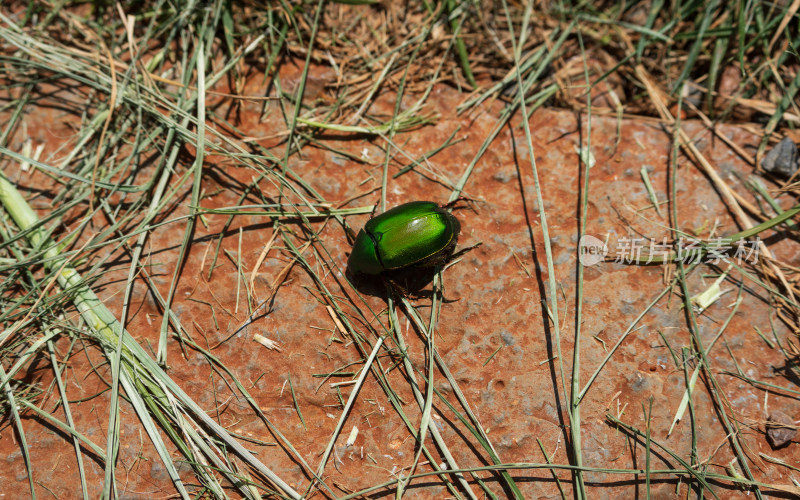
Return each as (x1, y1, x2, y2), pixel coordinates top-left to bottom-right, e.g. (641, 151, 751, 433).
(448, 241, 483, 261)
(442, 196, 477, 212)
(384, 276, 411, 298)
(343, 224, 357, 243)
(439, 292, 460, 303)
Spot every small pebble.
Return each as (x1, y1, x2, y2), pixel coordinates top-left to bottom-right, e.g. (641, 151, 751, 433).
(493, 170, 516, 183)
(766, 410, 796, 448)
(761, 137, 799, 177)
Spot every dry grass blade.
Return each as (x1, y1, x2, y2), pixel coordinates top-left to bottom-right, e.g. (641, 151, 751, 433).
(0, 171, 302, 499)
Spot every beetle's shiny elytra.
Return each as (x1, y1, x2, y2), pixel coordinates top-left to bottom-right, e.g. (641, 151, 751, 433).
(347, 201, 460, 276)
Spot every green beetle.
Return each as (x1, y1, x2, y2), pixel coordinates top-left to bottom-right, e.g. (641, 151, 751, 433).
(347, 201, 461, 276)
